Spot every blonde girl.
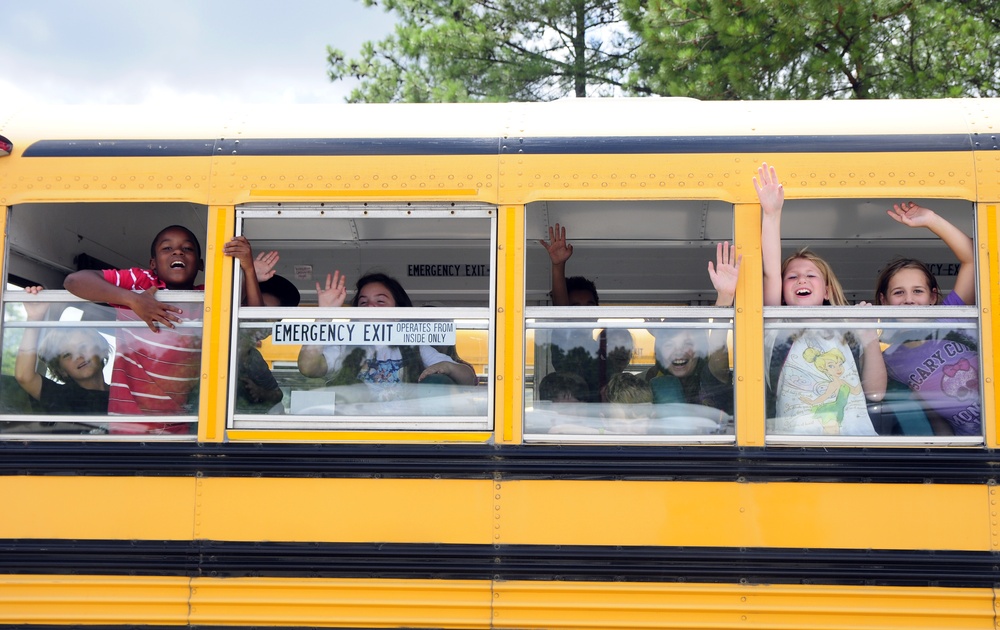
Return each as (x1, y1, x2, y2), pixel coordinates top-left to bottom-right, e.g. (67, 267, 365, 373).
(756, 163, 885, 435)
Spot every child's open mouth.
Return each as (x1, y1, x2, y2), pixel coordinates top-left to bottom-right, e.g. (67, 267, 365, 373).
(795, 288, 812, 296)
(170, 261, 186, 269)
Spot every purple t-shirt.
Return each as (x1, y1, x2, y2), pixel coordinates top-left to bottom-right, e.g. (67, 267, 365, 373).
(882, 292, 980, 435)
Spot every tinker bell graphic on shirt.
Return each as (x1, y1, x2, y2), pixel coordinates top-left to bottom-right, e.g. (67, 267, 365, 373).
(795, 346, 863, 433)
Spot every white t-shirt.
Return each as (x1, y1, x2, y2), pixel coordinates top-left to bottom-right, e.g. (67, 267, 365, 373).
(769, 330, 876, 436)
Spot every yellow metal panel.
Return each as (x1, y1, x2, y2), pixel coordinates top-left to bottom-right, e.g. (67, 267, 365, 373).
(496, 205, 525, 444)
(0, 206, 7, 289)
(1, 156, 213, 205)
(0, 574, 990, 629)
(733, 202, 764, 446)
(207, 155, 499, 206)
(500, 153, 978, 205)
(199, 205, 234, 443)
(195, 477, 493, 544)
(190, 577, 492, 629)
(972, 122, 1000, 200)
(0, 477, 196, 540)
(979, 203, 998, 450)
(496, 480, 990, 551)
(492, 581, 994, 630)
(0, 575, 191, 626)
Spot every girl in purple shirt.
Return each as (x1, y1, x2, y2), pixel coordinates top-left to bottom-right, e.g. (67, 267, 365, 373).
(874, 202, 980, 436)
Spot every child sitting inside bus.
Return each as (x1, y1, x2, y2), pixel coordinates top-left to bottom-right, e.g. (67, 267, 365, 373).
(548, 372, 653, 435)
(873, 202, 980, 436)
(538, 223, 634, 402)
(236, 273, 301, 413)
(64, 226, 262, 433)
(297, 271, 477, 397)
(646, 241, 740, 415)
(537, 371, 589, 404)
(757, 163, 886, 435)
(14, 285, 110, 416)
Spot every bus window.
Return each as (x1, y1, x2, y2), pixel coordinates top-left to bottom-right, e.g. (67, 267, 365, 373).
(230, 204, 494, 432)
(763, 198, 981, 444)
(523, 200, 736, 443)
(524, 315, 734, 441)
(0, 202, 208, 438)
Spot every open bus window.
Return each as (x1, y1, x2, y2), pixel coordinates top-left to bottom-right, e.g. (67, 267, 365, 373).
(0, 202, 207, 439)
(230, 204, 495, 432)
(764, 198, 982, 444)
(523, 200, 736, 443)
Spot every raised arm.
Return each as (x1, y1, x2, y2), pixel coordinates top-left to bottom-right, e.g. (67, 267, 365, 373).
(706, 242, 741, 382)
(888, 202, 976, 305)
(254, 250, 280, 283)
(755, 163, 785, 306)
(224, 236, 263, 307)
(708, 241, 741, 308)
(296, 271, 348, 378)
(538, 223, 573, 306)
(14, 286, 48, 400)
(64, 270, 182, 333)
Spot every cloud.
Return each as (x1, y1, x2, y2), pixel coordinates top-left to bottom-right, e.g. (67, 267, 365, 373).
(0, 0, 396, 105)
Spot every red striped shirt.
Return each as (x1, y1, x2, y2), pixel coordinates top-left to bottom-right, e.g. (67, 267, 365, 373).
(103, 268, 203, 434)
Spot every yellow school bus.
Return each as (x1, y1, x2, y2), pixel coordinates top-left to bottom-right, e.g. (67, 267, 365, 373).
(0, 98, 997, 628)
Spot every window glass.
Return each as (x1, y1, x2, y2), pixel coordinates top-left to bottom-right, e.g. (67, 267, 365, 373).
(763, 198, 981, 444)
(523, 200, 736, 443)
(1, 292, 202, 436)
(525, 312, 735, 442)
(1, 203, 207, 439)
(231, 205, 494, 432)
(764, 308, 981, 442)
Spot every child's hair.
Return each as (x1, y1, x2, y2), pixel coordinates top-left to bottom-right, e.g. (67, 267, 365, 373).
(603, 328, 635, 375)
(37, 328, 111, 383)
(803, 346, 846, 376)
(538, 371, 589, 402)
(566, 276, 599, 305)
(606, 372, 653, 404)
(874, 258, 942, 305)
(259, 275, 301, 307)
(150, 225, 202, 259)
(781, 249, 848, 306)
(351, 273, 412, 307)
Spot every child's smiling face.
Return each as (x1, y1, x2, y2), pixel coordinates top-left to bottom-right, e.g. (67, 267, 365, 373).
(782, 258, 829, 306)
(57, 331, 106, 382)
(655, 331, 698, 378)
(150, 227, 202, 289)
(882, 267, 936, 305)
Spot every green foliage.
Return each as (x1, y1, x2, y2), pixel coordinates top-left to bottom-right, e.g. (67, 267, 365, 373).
(332, 0, 999, 101)
(621, 0, 1000, 99)
(328, 0, 639, 102)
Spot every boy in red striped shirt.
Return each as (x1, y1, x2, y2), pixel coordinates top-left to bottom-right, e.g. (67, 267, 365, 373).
(64, 225, 261, 433)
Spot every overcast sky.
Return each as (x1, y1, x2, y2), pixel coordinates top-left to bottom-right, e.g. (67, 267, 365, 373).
(1, 0, 397, 106)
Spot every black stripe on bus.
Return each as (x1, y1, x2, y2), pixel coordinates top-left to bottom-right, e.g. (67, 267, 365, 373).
(21, 137, 501, 157)
(0, 442, 996, 484)
(0, 539, 995, 588)
(22, 133, 976, 157)
(514, 134, 977, 154)
(21, 139, 219, 157)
